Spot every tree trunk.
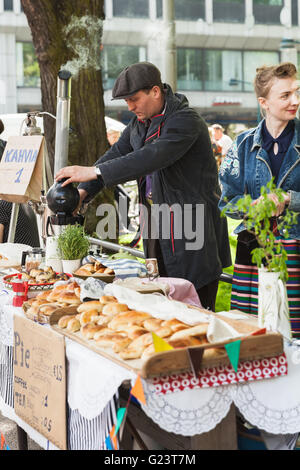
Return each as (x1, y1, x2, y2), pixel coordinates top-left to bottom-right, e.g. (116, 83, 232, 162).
(21, 0, 117, 240)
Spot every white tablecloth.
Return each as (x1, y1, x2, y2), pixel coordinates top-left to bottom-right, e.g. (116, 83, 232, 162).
(1, 286, 300, 449)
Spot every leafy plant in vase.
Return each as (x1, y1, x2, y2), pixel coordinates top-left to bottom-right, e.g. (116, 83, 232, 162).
(57, 224, 90, 274)
(222, 180, 298, 339)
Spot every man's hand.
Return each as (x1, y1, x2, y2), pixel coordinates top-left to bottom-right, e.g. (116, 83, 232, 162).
(55, 165, 97, 187)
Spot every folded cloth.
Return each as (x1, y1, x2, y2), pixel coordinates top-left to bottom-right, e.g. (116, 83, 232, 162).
(82, 255, 148, 279)
(149, 277, 202, 308)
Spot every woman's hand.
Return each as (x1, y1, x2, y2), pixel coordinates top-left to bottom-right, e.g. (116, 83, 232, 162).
(55, 166, 97, 187)
(251, 192, 290, 217)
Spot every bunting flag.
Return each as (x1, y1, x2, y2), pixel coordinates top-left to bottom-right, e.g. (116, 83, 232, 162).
(152, 332, 174, 353)
(1, 433, 5, 450)
(109, 425, 118, 450)
(105, 435, 113, 450)
(114, 407, 127, 437)
(130, 375, 146, 405)
(225, 339, 241, 372)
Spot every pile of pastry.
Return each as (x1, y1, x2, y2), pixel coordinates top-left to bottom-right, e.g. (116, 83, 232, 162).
(24, 280, 81, 318)
(20, 266, 70, 285)
(74, 261, 114, 277)
(57, 296, 219, 361)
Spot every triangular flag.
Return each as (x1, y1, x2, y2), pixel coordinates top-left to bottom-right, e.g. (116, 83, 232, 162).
(109, 425, 118, 450)
(152, 332, 174, 352)
(105, 435, 113, 450)
(225, 340, 241, 372)
(1, 433, 5, 450)
(130, 375, 146, 405)
(6, 445, 10, 451)
(114, 407, 127, 436)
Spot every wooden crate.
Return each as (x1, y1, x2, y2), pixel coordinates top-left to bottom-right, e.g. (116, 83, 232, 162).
(49, 308, 284, 378)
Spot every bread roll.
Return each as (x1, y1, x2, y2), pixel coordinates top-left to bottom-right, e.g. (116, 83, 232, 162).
(100, 295, 117, 304)
(113, 338, 132, 354)
(168, 337, 203, 349)
(83, 263, 96, 272)
(39, 304, 58, 316)
(36, 290, 52, 301)
(203, 347, 225, 359)
(77, 300, 103, 313)
(124, 325, 148, 340)
(162, 319, 190, 332)
(103, 267, 114, 275)
(143, 318, 163, 331)
(57, 291, 81, 305)
(79, 310, 100, 326)
(108, 311, 151, 330)
(74, 268, 92, 276)
(170, 324, 209, 341)
(80, 322, 106, 339)
(67, 318, 81, 332)
(74, 287, 81, 298)
(118, 348, 144, 360)
(94, 332, 128, 348)
(102, 302, 129, 316)
(95, 268, 105, 274)
(58, 315, 76, 328)
(141, 344, 156, 360)
(96, 314, 115, 327)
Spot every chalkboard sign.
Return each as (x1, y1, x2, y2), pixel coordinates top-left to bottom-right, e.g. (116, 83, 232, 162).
(13, 316, 67, 450)
(0, 136, 44, 203)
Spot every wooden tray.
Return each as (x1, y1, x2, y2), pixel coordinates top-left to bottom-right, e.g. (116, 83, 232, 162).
(49, 309, 284, 378)
(23, 302, 77, 325)
(73, 273, 115, 283)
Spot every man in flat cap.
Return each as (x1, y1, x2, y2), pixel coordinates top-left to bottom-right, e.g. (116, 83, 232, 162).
(56, 62, 231, 310)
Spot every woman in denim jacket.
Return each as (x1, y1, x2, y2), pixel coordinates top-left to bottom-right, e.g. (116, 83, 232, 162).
(219, 62, 300, 337)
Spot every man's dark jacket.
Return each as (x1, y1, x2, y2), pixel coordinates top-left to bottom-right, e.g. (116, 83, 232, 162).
(79, 85, 231, 289)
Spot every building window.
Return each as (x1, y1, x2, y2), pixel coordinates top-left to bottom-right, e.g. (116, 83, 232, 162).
(177, 48, 203, 90)
(204, 50, 243, 91)
(102, 45, 147, 90)
(242, 51, 279, 91)
(253, 0, 283, 24)
(112, 0, 149, 18)
(213, 0, 245, 23)
(156, 0, 205, 20)
(16, 42, 40, 87)
(4, 0, 13, 11)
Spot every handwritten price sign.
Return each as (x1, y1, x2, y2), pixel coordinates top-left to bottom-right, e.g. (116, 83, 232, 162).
(13, 316, 67, 450)
(0, 136, 44, 203)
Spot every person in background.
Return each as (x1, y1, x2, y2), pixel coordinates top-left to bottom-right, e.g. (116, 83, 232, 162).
(55, 62, 231, 311)
(219, 62, 300, 338)
(0, 119, 40, 246)
(208, 126, 223, 168)
(212, 123, 233, 163)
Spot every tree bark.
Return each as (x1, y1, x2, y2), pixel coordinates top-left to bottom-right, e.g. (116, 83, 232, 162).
(21, 0, 117, 239)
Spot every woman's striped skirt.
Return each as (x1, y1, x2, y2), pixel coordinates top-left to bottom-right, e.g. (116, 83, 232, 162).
(230, 231, 300, 339)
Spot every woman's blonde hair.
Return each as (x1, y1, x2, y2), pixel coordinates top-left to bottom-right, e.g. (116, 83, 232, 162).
(254, 62, 298, 98)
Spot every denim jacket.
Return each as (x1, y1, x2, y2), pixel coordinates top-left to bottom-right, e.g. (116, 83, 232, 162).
(219, 118, 300, 239)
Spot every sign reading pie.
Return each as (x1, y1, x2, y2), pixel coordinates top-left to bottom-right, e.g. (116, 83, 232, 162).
(0, 136, 44, 203)
(13, 316, 67, 450)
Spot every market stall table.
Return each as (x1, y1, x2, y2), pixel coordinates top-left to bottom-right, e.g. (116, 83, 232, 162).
(0, 281, 300, 450)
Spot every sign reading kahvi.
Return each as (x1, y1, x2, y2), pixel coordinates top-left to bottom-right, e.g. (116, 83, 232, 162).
(0, 136, 44, 203)
(13, 316, 67, 450)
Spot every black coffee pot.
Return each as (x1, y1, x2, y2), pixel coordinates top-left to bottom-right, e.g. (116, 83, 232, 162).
(46, 178, 83, 236)
(46, 178, 80, 216)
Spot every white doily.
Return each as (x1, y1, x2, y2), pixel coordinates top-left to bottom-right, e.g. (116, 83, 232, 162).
(140, 378, 234, 436)
(233, 343, 300, 435)
(66, 338, 136, 420)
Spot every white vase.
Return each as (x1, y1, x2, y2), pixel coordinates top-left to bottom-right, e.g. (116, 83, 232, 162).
(258, 267, 291, 339)
(62, 259, 81, 275)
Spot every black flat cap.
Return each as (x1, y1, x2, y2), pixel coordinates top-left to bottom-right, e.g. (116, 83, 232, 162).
(112, 62, 162, 100)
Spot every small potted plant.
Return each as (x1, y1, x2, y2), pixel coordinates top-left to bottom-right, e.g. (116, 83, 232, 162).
(57, 224, 90, 274)
(222, 180, 298, 338)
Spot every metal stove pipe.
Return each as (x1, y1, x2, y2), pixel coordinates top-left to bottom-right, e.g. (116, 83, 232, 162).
(54, 69, 72, 175)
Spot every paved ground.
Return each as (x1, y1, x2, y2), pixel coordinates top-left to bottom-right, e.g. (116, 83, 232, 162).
(0, 411, 42, 451)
